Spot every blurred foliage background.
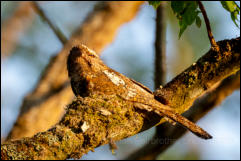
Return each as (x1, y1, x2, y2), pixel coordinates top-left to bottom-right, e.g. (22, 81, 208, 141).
(1, 1, 240, 159)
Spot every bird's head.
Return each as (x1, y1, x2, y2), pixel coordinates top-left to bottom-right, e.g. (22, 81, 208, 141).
(67, 45, 103, 79)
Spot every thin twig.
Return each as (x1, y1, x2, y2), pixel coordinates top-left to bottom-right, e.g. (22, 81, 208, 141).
(31, 1, 68, 44)
(198, 1, 219, 51)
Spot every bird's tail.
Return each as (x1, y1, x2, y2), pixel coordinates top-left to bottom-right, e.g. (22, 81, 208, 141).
(155, 108, 212, 139)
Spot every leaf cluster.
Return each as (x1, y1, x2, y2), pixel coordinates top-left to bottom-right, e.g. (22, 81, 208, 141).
(149, 1, 240, 38)
(221, 1, 240, 27)
(171, 1, 201, 38)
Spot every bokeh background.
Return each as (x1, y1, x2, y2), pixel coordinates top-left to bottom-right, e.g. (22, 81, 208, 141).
(1, 1, 240, 160)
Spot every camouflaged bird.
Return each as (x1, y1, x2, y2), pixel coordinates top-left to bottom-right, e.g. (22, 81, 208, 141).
(67, 45, 212, 140)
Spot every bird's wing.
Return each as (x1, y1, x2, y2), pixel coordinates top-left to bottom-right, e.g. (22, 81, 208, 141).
(129, 78, 153, 94)
(127, 78, 212, 139)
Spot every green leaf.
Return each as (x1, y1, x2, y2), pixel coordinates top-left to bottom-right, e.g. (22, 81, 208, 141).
(182, 2, 199, 25)
(171, 1, 185, 13)
(221, 1, 240, 28)
(195, 16, 201, 28)
(148, 1, 161, 9)
(178, 20, 188, 39)
(231, 11, 239, 27)
(183, 10, 199, 25)
(171, 1, 200, 38)
(221, 1, 239, 12)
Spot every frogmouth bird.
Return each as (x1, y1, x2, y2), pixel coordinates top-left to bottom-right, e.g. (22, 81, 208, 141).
(67, 45, 212, 140)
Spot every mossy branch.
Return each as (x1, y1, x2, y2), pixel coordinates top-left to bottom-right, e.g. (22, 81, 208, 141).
(154, 37, 240, 114)
(2, 37, 240, 160)
(126, 71, 240, 160)
(2, 95, 153, 160)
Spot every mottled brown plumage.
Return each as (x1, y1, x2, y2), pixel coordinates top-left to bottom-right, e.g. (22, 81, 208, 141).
(67, 45, 212, 139)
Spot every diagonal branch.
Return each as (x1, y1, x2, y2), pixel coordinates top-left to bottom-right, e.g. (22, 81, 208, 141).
(154, 37, 240, 114)
(126, 71, 240, 160)
(1, 2, 35, 58)
(31, 1, 68, 44)
(2, 37, 240, 160)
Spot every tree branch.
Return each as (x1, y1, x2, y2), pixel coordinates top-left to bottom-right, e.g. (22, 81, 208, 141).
(154, 2, 167, 89)
(2, 94, 154, 160)
(1, 2, 35, 59)
(126, 37, 240, 160)
(6, 1, 144, 141)
(2, 37, 240, 160)
(31, 1, 68, 44)
(154, 37, 240, 114)
(126, 71, 240, 160)
(154, 1, 173, 158)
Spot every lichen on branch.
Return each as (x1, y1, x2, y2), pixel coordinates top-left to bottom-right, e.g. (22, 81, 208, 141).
(2, 37, 240, 160)
(126, 71, 240, 160)
(2, 94, 147, 160)
(154, 37, 240, 114)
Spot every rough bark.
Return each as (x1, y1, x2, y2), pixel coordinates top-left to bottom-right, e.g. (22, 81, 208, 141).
(154, 37, 240, 114)
(6, 1, 144, 141)
(126, 71, 240, 160)
(2, 93, 157, 160)
(2, 37, 240, 160)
